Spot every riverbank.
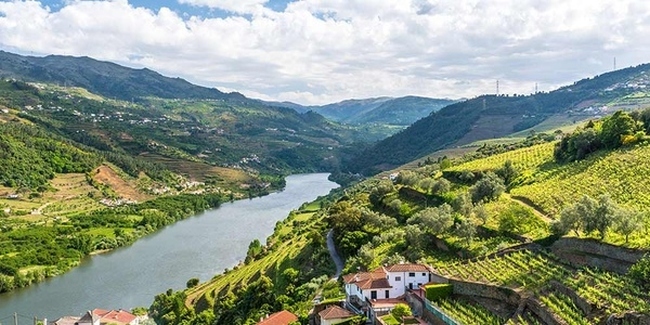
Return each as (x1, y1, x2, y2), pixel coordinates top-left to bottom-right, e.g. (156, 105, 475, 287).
(151, 177, 345, 324)
(0, 173, 338, 321)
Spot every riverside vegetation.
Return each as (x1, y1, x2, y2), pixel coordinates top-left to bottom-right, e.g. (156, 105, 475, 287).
(0, 70, 371, 293)
(152, 108, 650, 324)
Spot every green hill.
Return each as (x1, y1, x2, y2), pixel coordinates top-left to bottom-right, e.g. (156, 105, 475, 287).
(0, 51, 244, 101)
(346, 64, 650, 174)
(160, 113, 650, 324)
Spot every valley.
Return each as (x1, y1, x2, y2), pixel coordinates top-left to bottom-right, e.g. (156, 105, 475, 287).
(0, 49, 648, 325)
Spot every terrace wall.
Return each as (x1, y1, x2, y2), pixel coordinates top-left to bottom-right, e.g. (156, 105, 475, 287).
(551, 238, 646, 274)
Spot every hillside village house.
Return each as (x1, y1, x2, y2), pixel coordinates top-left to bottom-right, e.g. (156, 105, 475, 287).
(342, 263, 432, 320)
(51, 309, 139, 325)
(256, 310, 298, 325)
(318, 305, 355, 325)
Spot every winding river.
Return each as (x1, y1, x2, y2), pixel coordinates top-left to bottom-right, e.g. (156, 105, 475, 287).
(0, 173, 338, 322)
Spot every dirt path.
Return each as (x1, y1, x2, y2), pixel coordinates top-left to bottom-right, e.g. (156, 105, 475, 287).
(327, 229, 344, 279)
(504, 193, 554, 223)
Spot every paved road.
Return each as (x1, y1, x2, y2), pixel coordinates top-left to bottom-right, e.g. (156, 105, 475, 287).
(327, 229, 344, 279)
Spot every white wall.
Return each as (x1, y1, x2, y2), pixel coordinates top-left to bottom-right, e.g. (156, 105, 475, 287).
(322, 317, 350, 325)
(386, 271, 430, 297)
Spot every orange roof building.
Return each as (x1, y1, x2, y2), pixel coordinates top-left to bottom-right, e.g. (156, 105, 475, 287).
(343, 263, 432, 310)
(318, 305, 354, 325)
(256, 310, 298, 325)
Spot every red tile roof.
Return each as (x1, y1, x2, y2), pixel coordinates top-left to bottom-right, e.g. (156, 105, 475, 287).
(343, 268, 392, 289)
(91, 309, 137, 325)
(318, 305, 354, 320)
(385, 263, 431, 273)
(257, 310, 298, 325)
(92, 309, 110, 317)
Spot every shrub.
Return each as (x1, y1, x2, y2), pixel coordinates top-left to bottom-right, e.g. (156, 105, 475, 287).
(425, 283, 453, 301)
(629, 254, 650, 290)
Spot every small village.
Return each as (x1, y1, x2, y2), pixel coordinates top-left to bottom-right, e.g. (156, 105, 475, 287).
(25, 308, 149, 325)
(257, 263, 440, 325)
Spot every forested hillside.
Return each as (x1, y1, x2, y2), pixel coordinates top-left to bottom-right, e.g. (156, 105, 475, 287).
(346, 64, 650, 175)
(298, 96, 455, 126)
(0, 51, 243, 101)
(0, 59, 374, 294)
(163, 108, 650, 324)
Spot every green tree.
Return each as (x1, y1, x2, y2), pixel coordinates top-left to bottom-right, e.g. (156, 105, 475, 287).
(409, 204, 454, 235)
(391, 303, 412, 321)
(452, 192, 473, 217)
(455, 218, 477, 245)
(472, 204, 489, 225)
(496, 160, 519, 186)
(388, 199, 403, 213)
(585, 195, 617, 239)
(431, 178, 451, 195)
(417, 177, 436, 194)
(396, 171, 419, 186)
(600, 110, 637, 148)
(470, 172, 505, 203)
(615, 210, 642, 243)
(369, 180, 395, 205)
(186, 278, 199, 288)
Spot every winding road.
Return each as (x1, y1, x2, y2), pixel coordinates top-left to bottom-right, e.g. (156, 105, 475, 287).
(327, 229, 344, 279)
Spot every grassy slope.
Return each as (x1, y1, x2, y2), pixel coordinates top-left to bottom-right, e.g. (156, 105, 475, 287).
(446, 140, 650, 248)
(182, 200, 335, 317)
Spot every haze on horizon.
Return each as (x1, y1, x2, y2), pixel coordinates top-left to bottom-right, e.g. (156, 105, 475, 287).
(0, 0, 648, 105)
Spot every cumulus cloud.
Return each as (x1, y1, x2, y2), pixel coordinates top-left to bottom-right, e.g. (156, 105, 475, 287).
(0, 0, 649, 104)
(178, 0, 269, 14)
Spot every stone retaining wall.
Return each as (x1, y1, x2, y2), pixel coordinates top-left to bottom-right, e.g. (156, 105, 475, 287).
(449, 279, 522, 306)
(525, 298, 564, 325)
(551, 238, 646, 274)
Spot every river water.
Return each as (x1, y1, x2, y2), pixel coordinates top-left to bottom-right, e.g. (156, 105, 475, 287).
(0, 173, 338, 322)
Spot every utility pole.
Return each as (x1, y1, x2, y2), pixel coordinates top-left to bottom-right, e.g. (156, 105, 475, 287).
(535, 82, 538, 94)
(496, 80, 500, 96)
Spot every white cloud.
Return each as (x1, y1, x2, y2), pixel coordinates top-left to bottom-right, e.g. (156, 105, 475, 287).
(178, 0, 269, 14)
(0, 0, 649, 105)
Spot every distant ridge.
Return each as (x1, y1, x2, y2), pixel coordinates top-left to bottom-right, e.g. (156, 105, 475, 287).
(264, 96, 456, 125)
(346, 63, 650, 174)
(0, 51, 245, 101)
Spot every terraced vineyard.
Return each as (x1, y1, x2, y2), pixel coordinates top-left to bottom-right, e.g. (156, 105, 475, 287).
(448, 142, 555, 173)
(435, 248, 650, 316)
(564, 267, 650, 314)
(511, 144, 650, 215)
(186, 236, 305, 310)
(436, 250, 569, 290)
(539, 292, 590, 325)
(506, 314, 543, 325)
(185, 210, 324, 311)
(436, 298, 505, 325)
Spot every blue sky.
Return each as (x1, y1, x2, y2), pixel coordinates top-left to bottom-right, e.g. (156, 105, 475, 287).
(37, 0, 293, 18)
(0, 0, 648, 104)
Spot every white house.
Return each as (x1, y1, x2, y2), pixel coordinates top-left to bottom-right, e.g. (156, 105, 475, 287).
(342, 263, 433, 320)
(343, 263, 432, 302)
(318, 305, 354, 325)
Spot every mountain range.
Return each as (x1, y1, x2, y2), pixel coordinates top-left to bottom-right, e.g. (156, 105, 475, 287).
(265, 96, 456, 126)
(345, 63, 650, 174)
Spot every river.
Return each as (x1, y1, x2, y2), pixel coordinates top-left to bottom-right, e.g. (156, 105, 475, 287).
(0, 173, 338, 322)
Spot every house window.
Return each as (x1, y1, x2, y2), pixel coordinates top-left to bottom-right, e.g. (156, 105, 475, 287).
(395, 276, 401, 281)
(385, 290, 390, 299)
(409, 272, 415, 277)
(371, 290, 377, 300)
(422, 273, 426, 276)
